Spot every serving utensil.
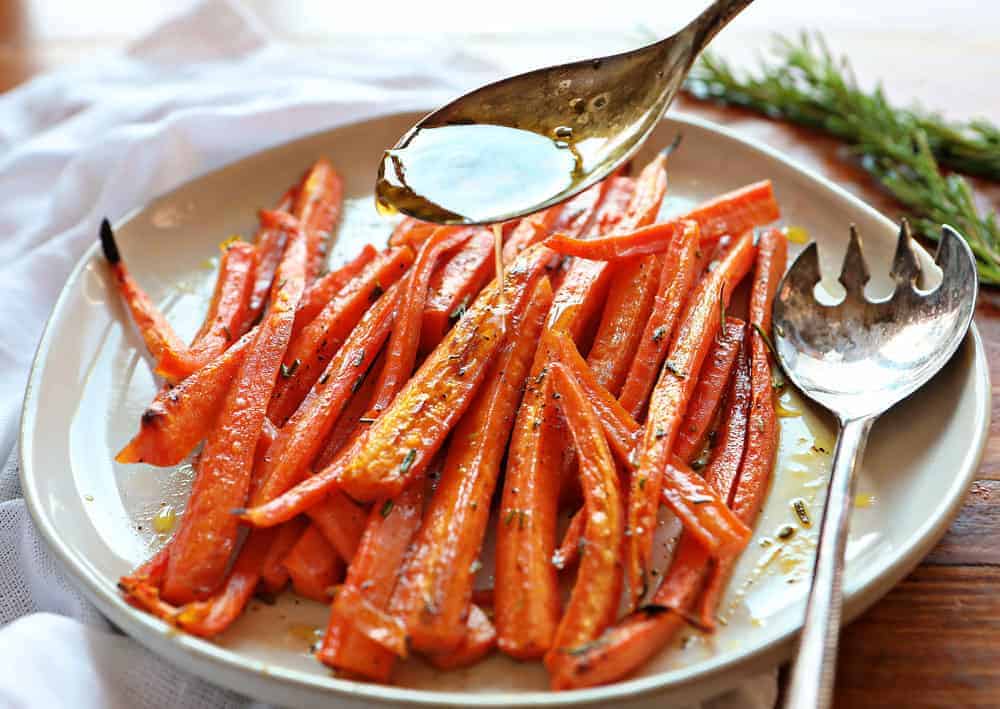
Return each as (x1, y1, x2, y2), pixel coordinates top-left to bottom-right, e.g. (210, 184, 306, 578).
(375, 0, 754, 224)
(775, 222, 978, 708)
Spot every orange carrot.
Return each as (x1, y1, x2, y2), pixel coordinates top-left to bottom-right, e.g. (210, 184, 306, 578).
(268, 245, 412, 425)
(584, 176, 635, 236)
(314, 352, 385, 471)
(155, 240, 258, 382)
(282, 524, 345, 603)
(306, 491, 368, 562)
(543, 364, 624, 679)
(258, 517, 309, 594)
(673, 317, 745, 462)
(553, 177, 619, 240)
(293, 243, 377, 338)
(420, 228, 497, 353)
(365, 227, 478, 416)
(115, 329, 254, 467)
(292, 158, 343, 281)
(388, 217, 438, 247)
(333, 586, 408, 658)
(426, 605, 497, 670)
(502, 205, 563, 264)
(243, 185, 297, 330)
(160, 223, 308, 605)
(553, 509, 584, 571)
(659, 457, 750, 555)
(545, 180, 780, 260)
(391, 277, 552, 655)
(625, 230, 756, 609)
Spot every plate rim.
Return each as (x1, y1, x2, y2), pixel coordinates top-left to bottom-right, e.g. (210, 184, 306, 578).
(18, 110, 992, 707)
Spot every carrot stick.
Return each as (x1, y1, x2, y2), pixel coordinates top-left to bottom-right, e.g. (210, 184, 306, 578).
(155, 240, 258, 382)
(293, 243, 377, 338)
(420, 228, 497, 353)
(243, 185, 297, 331)
(673, 317, 745, 462)
(314, 351, 386, 471)
(268, 246, 413, 425)
(259, 517, 309, 594)
(543, 364, 624, 679)
(553, 509, 584, 571)
(659, 457, 750, 555)
(545, 180, 780, 260)
(282, 524, 345, 603)
(292, 158, 344, 281)
(552, 177, 619, 241)
(584, 176, 635, 237)
(160, 224, 308, 605)
(388, 217, 438, 247)
(115, 328, 254, 466)
(618, 220, 703, 419)
(317, 484, 424, 681)
(100, 220, 190, 383)
(502, 205, 563, 264)
(306, 491, 368, 562)
(426, 605, 497, 670)
(625, 230, 756, 609)
(333, 586, 408, 658)
(391, 277, 552, 655)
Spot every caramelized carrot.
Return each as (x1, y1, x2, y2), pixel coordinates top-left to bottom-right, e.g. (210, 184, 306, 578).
(100, 220, 189, 383)
(543, 364, 624, 678)
(282, 524, 344, 603)
(115, 329, 254, 466)
(160, 225, 308, 605)
(333, 586, 408, 658)
(317, 484, 423, 680)
(243, 185, 297, 330)
(388, 217, 438, 247)
(392, 277, 552, 655)
(554, 509, 584, 571)
(366, 227, 478, 416)
(293, 243, 377, 338)
(314, 352, 385, 470)
(306, 491, 368, 562)
(420, 228, 496, 353)
(659, 457, 750, 555)
(585, 176, 635, 236)
(553, 177, 618, 240)
(502, 205, 563, 264)
(545, 180, 779, 260)
(674, 317, 745, 462)
(268, 246, 412, 425)
(259, 517, 309, 593)
(292, 158, 343, 281)
(155, 240, 258, 382)
(626, 230, 755, 609)
(426, 605, 497, 670)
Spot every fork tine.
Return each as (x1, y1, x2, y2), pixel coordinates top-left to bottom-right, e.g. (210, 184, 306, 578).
(890, 219, 921, 287)
(838, 225, 870, 294)
(935, 224, 978, 285)
(788, 241, 821, 286)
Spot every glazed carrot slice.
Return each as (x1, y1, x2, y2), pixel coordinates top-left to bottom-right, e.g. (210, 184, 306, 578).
(673, 317, 745, 462)
(391, 277, 552, 655)
(259, 517, 309, 594)
(155, 240, 258, 382)
(388, 217, 438, 247)
(292, 158, 344, 280)
(317, 484, 424, 680)
(420, 227, 496, 353)
(626, 230, 755, 609)
(553, 508, 584, 571)
(659, 457, 750, 555)
(306, 491, 368, 562)
(115, 329, 254, 466)
(160, 224, 308, 605)
(545, 180, 780, 260)
(543, 364, 624, 678)
(268, 246, 412, 425)
(618, 220, 702, 420)
(314, 352, 386, 471)
(282, 524, 345, 603)
(585, 176, 635, 236)
(100, 220, 189, 382)
(502, 205, 563, 264)
(365, 227, 477, 416)
(293, 243, 377, 338)
(251, 282, 401, 506)
(731, 227, 787, 524)
(426, 605, 497, 670)
(333, 586, 408, 658)
(553, 177, 619, 240)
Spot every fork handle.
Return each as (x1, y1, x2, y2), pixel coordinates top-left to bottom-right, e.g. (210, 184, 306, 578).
(784, 415, 876, 709)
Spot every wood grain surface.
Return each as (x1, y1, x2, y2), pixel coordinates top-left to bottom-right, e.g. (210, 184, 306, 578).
(1, 2, 997, 706)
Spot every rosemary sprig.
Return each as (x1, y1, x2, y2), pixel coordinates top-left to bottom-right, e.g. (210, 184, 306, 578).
(684, 33, 1000, 285)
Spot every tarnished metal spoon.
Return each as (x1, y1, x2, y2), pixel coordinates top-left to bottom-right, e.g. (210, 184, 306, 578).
(375, 0, 754, 225)
(775, 222, 978, 709)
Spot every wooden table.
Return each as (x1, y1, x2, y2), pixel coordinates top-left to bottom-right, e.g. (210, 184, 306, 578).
(3, 2, 998, 706)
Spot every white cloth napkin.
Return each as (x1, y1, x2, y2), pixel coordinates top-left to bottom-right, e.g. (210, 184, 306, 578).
(0, 2, 776, 707)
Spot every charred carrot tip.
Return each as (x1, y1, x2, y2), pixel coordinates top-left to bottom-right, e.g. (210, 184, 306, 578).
(100, 218, 120, 264)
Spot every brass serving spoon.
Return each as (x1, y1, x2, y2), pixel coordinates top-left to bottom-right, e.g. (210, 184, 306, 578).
(375, 0, 754, 225)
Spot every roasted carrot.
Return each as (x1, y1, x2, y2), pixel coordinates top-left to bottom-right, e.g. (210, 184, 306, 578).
(502, 205, 563, 264)
(155, 240, 258, 382)
(585, 176, 635, 237)
(100, 220, 190, 383)
(282, 524, 345, 603)
(553, 177, 618, 240)
(292, 158, 344, 281)
(553, 509, 584, 571)
(314, 352, 386, 471)
(365, 227, 478, 416)
(160, 224, 308, 605)
(243, 185, 297, 330)
(673, 317, 745, 462)
(268, 245, 412, 425)
(617, 220, 702, 420)
(391, 277, 552, 655)
(545, 180, 780, 260)
(258, 517, 309, 594)
(293, 243, 377, 338)
(625, 230, 756, 609)
(317, 484, 423, 680)
(333, 586, 408, 658)
(426, 605, 497, 670)
(115, 328, 254, 466)
(306, 491, 368, 562)
(420, 228, 497, 353)
(659, 457, 750, 555)
(388, 217, 438, 247)
(543, 364, 624, 678)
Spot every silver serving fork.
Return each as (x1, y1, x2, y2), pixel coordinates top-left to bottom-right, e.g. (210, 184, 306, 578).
(775, 222, 978, 709)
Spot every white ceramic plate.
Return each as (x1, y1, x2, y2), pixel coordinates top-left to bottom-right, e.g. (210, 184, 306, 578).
(21, 112, 991, 708)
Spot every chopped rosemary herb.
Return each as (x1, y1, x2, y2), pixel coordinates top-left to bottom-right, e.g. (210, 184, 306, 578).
(351, 349, 365, 367)
(380, 499, 394, 517)
(792, 498, 812, 527)
(358, 416, 376, 424)
(318, 372, 330, 385)
(369, 282, 384, 302)
(280, 359, 300, 378)
(351, 373, 366, 393)
(399, 449, 417, 475)
(652, 325, 667, 343)
(449, 295, 470, 322)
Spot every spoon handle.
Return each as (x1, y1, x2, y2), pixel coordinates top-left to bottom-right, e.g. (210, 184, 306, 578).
(784, 415, 876, 709)
(686, 0, 756, 52)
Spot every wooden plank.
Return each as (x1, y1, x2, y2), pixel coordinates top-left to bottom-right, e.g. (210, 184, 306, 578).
(923, 481, 1000, 566)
